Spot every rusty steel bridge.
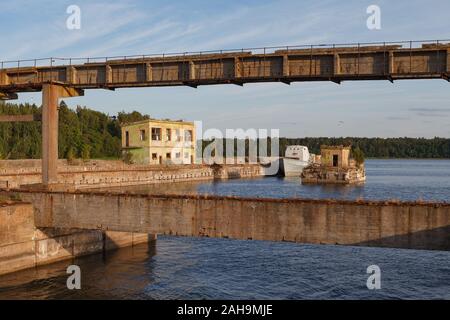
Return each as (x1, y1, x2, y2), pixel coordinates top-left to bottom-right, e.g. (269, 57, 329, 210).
(1, 39, 450, 99)
(0, 39, 449, 186)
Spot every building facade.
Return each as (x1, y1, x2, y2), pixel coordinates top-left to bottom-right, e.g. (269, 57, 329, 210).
(301, 145, 365, 184)
(121, 119, 196, 165)
(320, 145, 351, 168)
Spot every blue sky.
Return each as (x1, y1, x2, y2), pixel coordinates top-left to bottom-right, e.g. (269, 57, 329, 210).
(1, 0, 450, 137)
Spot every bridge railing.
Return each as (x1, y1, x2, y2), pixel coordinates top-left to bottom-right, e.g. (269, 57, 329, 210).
(1, 39, 449, 85)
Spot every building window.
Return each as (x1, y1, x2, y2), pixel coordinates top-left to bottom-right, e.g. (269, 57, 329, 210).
(125, 131, 129, 147)
(152, 128, 161, 141)
(175, 129, 182, 142)
(139, 129, 146, 141)
(166, 128, 172, 141)
(176, 152, 181, 159)
(166, 152, 171, 159)
(184, 130, 193, 142)
(152, 153, 158, 160)
(333, 155, 339, 167)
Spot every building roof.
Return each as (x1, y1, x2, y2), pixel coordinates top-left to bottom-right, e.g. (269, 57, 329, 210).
(321, 145, 351, 150)
(121, 118, 195, 127)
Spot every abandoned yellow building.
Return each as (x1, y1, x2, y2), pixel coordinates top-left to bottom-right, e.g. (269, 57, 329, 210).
(301, 145, 366, 184)
(121, 119, 196, 165)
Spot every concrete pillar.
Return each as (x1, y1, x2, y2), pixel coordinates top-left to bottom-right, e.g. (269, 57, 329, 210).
(234, 57, 242, 78)
(333, 54, 340, 75)
(105, 65, 112, 83)
(282, 55, 290, 76)
(145, 63, 153, 82)
(189, 61, 196, 80)
(41, 84, 83, 187)
(389, 51, 395, 74)
(0, 71, 9, 85)
(42, 84, 59, 185)
(66, 66, 77, 84)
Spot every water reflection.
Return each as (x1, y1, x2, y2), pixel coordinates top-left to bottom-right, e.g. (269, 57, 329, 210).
(0, 242, 157, 300)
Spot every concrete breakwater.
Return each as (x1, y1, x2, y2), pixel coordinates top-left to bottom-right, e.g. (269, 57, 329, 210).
(4, 189, 450, 252)
(0, 160, 262, 275)
(0, 160, 263, 189)
(0, 201, 153, 276)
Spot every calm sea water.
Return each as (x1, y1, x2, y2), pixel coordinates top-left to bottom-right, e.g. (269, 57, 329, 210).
(0, 159, 449, 300)
(105, 159, 450, 202)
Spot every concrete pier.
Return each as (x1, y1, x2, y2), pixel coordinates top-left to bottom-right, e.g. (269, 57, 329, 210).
(3, 189, 449, 252)
(0, 201, 154, 276)
(0, 160, 263, 189)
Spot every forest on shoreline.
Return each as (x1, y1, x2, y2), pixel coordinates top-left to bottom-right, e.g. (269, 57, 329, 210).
(1, 102, 449, 160)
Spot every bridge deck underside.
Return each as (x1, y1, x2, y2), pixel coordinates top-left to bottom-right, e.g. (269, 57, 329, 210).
(1, 45, 449, 95)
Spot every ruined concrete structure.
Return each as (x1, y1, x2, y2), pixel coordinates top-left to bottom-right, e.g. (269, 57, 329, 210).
(0, 201, 154, 276)
(2, 190, 448, 252)
(0, 160, 262, 276)
(0, 160, 263, 189)
(121, 119, 196, 165)
(302, 145, 366, 184)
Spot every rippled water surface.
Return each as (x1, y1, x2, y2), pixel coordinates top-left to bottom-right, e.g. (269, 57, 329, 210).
(0, 238, 449, 300)
(105, 159, 450, 202)
(0, 159, 449, 299)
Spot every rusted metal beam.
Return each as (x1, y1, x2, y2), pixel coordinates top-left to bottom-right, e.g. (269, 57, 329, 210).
(0, 41, 449, 94)
(0, 92, 18, 100)
(0, 114, 41, 122)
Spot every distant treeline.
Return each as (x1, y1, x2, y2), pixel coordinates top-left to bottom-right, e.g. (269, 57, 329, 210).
(279, 137, 450, 159)
(0, 101, 148, 160)
(1, 102, 449, 159)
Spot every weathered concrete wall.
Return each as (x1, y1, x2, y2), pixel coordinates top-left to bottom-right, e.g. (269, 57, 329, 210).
(7, 190, 450, 251)
(0, 160, 263, 189)
(0, 201, 154, 276)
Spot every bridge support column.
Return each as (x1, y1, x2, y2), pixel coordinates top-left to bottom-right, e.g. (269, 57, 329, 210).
(41, 84, 83, 187)
(42, 84, 59, 185)
(0, 71, 9, 86)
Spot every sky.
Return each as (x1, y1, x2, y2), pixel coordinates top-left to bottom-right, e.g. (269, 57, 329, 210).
(1, 0, 450, 138)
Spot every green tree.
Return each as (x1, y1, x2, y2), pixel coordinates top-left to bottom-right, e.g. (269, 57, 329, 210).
(352, 147, 365, 166)
(81, 144, 91, 160)
(66, 146, 76, 162)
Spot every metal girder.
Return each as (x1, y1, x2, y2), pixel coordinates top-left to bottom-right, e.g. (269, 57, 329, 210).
(0, 92, 18, 100)
(0, 114, 41, 122)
